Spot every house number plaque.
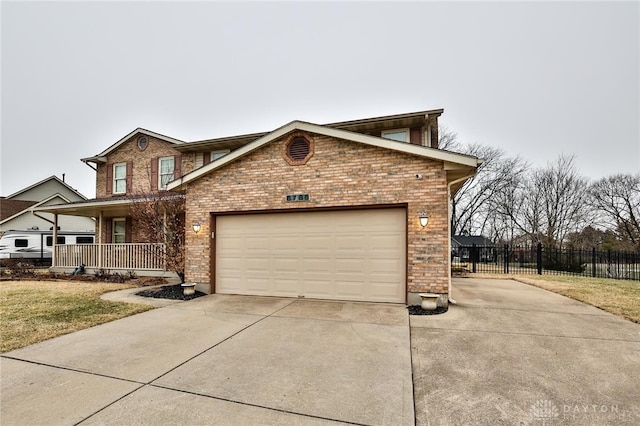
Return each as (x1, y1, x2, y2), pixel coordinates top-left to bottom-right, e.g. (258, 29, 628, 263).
(286, 193, 310, 202)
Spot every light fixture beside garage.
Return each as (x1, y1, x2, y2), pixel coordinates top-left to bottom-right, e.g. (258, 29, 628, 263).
(419, 212, 429, 227)
(192, 222, 201, 234)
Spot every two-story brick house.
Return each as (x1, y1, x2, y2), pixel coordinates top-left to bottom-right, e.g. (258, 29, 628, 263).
(38, 109, 481, 306)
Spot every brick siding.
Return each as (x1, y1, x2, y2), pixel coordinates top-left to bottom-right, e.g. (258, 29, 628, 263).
(95, 136, 184, 199)
(184, 131, 450, 296)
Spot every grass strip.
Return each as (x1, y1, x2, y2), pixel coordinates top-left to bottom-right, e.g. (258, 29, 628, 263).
(0, 280, 153, 353)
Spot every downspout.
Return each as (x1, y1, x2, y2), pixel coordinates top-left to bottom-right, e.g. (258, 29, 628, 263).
(447, 172, 477, 304)
(32, 211, 55, 226)
(82, 159, 98, 172)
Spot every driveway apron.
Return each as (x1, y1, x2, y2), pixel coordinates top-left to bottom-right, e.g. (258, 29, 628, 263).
(411, 278, 640, 425)
(1, 295, 413, 425)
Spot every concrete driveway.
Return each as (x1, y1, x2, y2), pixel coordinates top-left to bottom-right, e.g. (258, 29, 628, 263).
(2, 278, 639, 425)
(412, 278, 640, 425)
(1, 295, 413, 425)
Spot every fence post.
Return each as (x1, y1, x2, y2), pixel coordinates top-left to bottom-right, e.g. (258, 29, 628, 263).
(472, 243, 477, 273)
(503, 244, 509, 274)
(537, 243, 543, 275)
(592, 247, 596, 277)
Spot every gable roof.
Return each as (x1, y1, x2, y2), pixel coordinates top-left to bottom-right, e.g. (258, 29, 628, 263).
(167, 120, 481, 192)
(0, 193, 73, 225)
(5, 175, 88, 201)
(81, 128, 185, 164)
(0, 198, 38, 221)
(173, 108, 445, 154)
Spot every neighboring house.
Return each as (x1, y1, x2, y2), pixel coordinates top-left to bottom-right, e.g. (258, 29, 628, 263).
(451, 234, 495, 262)
(0, 176, 94, 235)
(36, 109, 482, 306)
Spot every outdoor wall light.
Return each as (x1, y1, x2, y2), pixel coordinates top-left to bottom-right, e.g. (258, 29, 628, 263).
(192, 222, 201, 234)
(419, 212, 429, 228)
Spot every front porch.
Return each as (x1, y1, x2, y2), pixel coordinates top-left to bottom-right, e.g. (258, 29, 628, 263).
(52, 243, 176, 278)
(34, 196, 184, 279)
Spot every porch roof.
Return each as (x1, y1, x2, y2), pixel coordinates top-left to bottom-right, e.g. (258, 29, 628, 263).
(32, 194, 185, 218)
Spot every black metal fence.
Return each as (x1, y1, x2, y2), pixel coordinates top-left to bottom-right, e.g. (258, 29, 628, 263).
(452, 244, 640, 281)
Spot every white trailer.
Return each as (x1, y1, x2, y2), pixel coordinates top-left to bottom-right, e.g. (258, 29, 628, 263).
(0, 230, 95, 263)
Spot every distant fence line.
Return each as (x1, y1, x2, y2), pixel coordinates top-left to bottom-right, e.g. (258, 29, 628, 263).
(452, 244, 640, 281)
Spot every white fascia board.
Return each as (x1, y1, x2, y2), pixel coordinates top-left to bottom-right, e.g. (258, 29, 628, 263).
(0, 195, 70, 224)
(31, 193, 72, 208)
(167, 121, 303, 190)
(89, 128, 185, 160)
(32, 198, 131, 214)
(167, 121, 481, 190)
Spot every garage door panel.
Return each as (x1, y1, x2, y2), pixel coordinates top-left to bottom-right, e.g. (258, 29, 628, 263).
(303, 259, 333, 272)
(216, 208, 406, 303)
(273, 282, 300, 296)
(273, 258, 299, 273)
(272, 236, 299, 250)
(371, 259, 403, 273)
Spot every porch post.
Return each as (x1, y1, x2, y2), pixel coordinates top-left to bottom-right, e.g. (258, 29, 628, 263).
(98, 211, 103, 268)
(52, 214, 58, 267)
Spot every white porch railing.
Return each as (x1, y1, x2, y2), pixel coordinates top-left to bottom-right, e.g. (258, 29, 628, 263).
(54, 243, 167, 271)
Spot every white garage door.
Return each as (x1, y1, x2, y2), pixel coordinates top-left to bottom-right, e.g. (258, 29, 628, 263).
(215, 208, 406, 303)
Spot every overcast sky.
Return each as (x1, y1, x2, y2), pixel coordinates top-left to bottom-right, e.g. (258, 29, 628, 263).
(2, 1, 638, 199)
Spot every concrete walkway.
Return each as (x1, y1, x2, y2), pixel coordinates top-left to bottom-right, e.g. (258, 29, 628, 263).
(412, 278, 640, 425)
(2, 278, 639, 425)
(1, 295, 413, 425)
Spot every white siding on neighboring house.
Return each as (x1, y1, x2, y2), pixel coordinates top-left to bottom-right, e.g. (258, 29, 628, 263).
(9, 178, 86, 203)
(1, 177, 95, 232)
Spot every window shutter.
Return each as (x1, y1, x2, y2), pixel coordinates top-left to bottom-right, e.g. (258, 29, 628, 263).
(106, 164, 113, 195)
(125, 217, 133, 243)
(203, 152, 211, 165)
(410, 127, 422, 145)
(173, 155, 182, 179)
(105, 220, 112, 243)
(126, 161, 133, 193)
(151, 158, 158, 191)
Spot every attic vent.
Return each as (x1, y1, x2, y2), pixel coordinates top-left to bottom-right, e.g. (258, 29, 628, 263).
(283, 133, 314, 165)
(288, 137, 310, 160)
(137, 136, 148, 151)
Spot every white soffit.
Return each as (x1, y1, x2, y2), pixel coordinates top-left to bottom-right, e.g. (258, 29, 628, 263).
(168, 121, 481, 190)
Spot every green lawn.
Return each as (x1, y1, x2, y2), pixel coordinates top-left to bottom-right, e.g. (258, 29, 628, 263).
(0, 280, 153, 353)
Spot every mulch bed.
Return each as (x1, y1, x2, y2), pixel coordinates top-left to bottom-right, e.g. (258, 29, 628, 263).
(136, 284, 206, 301)
(407, 305, 449, 315)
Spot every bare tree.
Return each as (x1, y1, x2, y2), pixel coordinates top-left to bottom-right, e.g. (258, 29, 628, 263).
(128, 192, 186, 281)
(442, 127, 529, 239)
(496, 155, 591, 247)
(589, 173, 640, 249)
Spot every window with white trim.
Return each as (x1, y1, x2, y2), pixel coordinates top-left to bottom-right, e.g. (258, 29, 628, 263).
(211, 150, 230, 161)
(112, 219, 126, 244)
(158, 157, 175, 190)
(381, 128, 409, 142)
(113, 163, 127, 194)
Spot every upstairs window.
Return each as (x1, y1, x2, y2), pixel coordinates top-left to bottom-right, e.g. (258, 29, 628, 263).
(381, 128, 409, 142)
(113, 163, 127, 194)
(195, 150, 231, 168)
(211, 150, 230, 161)
(159, 157, 175, 190)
